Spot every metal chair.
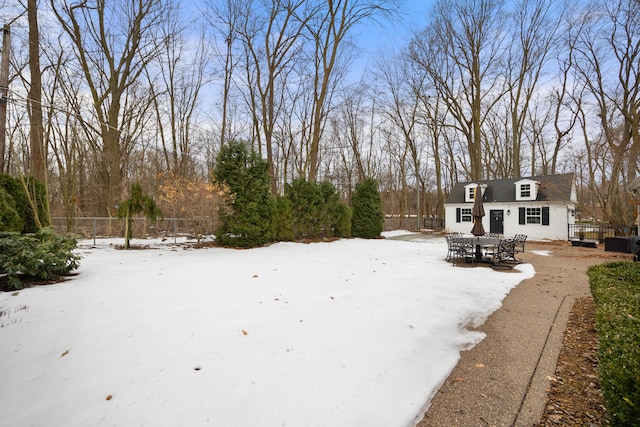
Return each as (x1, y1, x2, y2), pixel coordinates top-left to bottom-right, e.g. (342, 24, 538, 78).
(514, 234, 527, 254)
(492, 238, 519, 264)
(455, 237, 476, 265)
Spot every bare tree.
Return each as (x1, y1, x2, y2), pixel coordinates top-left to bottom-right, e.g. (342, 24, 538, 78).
(409, 0, 508, 181)
(146, 8, 211, 177)
(304, 0, 396, 182)
(50, 0, 170, 216)
(235, 0, 310, 194)
(375, 53, 429, 220)
(573, 0, 640, 230)
(27, 0, 45, 182)
(202, 0, 245, 150)
(504, 0, 564, 177)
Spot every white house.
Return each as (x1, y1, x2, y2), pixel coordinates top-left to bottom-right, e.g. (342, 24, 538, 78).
(444, 173, 577, 240)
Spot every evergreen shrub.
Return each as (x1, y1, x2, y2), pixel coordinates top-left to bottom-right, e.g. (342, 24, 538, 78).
(117, 182, 162, 249)
(285, 179, 349, 239)
(0, 174, 49, 233)
(213, 141, 275, 247)
(333, 202, 352, 238)
(274, 195, 294, 242)
(0, 188, 23, 232)
(588, 262, 640, 426)
(351, 177, 383, 238)
(0, 228, 81, 291)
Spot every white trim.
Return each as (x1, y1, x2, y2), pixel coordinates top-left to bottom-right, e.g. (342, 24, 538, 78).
(514, 179, 539, 201)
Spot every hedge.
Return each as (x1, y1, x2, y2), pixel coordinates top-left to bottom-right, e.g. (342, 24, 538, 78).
(588, 261, 640, 426)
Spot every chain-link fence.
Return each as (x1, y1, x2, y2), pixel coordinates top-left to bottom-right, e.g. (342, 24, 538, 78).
(50, 215, 444, 243)
(50, 217, 221, 243)
(383, 216, 445, 232)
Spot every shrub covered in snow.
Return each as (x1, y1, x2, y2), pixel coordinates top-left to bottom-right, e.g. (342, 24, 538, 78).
(0, 228, 81, 291)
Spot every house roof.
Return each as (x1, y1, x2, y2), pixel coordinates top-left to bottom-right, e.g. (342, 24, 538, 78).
(445, 173, 575, 204)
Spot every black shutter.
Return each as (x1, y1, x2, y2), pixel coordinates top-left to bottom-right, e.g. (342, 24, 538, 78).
(542, 207, 550, 225)
(519, 207, 525, 225)
(456, 208, 461, 223)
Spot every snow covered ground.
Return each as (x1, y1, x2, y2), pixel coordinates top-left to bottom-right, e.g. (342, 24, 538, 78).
(0, 231, 534, 427)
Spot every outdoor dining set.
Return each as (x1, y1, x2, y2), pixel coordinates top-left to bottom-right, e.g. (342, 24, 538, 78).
(445, 232, 527, 267)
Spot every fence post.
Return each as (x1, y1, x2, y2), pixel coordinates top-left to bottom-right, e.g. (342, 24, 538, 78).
(174, 218, 177, 244)
(93, 217, 96, 246)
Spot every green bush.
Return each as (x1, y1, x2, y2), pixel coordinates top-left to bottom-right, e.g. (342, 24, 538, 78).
(0, 188, 23, 232)
(0, 174, 49, 233)
(274, 195, 294, 242)
(213, 141, 275, 248)
(0, 228, 81, 291)
(117, 182, 162, 249)
(285, 178, 350, 239)
(351, 177, 383, 239)
(588, 261, 640, 426)
(332, 202, 352, 238)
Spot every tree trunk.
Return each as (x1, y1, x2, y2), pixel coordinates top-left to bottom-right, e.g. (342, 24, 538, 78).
(28, 0, 45, 182)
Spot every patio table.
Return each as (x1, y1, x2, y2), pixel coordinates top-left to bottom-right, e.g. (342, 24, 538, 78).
(474, 237, 500, 261)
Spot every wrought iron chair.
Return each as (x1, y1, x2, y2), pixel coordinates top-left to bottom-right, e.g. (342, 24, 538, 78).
(454, 237, 476, 265)
(491, 238, 519, 265)
(446, 233, 462, 262)
(514, 234, 527, 254)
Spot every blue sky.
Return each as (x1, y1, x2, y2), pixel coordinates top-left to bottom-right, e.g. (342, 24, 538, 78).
(350, 0, 434, 72)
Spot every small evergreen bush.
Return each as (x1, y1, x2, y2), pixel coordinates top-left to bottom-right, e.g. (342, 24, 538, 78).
(588, 261, 640, 426)
(0, 174, 49, 233)
(117, 182, 162, 249)
(213, 141, 275, 248)
(274, 195, 294, 242)
(0, 188, 23, 232)
(286, 178, 322, 238)
(351, 177, 383, 238)
(332, 202, 352, 238)
(285, 179, 350, 239)
(0, 228, 81, 291)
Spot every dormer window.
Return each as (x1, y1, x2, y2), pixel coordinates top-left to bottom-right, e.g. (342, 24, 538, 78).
(515, 179, 539, 201)
(464, 183, 486, 202)
(467, 186, 476, 201)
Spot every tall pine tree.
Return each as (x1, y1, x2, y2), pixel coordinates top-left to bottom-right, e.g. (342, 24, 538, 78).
(213, 141, 275, 247)
(351, 177, 383, 239)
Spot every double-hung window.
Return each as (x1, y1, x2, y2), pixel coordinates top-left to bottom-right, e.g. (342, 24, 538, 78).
(519, 206, 549, 225)
(461, 208, 472, 222)
(526, 207, 541, 224)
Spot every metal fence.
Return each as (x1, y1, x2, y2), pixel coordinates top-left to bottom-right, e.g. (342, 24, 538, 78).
(51, 216, 444, 241)
(50, 217, 221, 243)
(383, 217, 445, 232)
(568, 223, 639, 242)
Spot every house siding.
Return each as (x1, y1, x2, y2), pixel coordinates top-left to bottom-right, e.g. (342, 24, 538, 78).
(445, 201, 574, 240)
(444, 173, 576, 240)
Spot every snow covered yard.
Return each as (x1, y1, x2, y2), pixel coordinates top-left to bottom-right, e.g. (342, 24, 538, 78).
(0, 232, 534, 427)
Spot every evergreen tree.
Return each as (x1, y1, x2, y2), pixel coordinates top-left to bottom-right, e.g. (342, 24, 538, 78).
(285, 178, 350, 239)
(117, 182, 162, 249)
(213, 141, 275, 247)
(0, 188, 23, 232)
(351, 177, 384, 239)
(274, 195, 294, 242)
(0, 174, 49, 233)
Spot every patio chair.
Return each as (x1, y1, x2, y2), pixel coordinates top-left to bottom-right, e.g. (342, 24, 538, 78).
(491, 238, 519, 265)
(446, 234, 457, 261)
(514, 234, 527, 254)
(446, 233, 464, 261)
(454, 237, 476, 265)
